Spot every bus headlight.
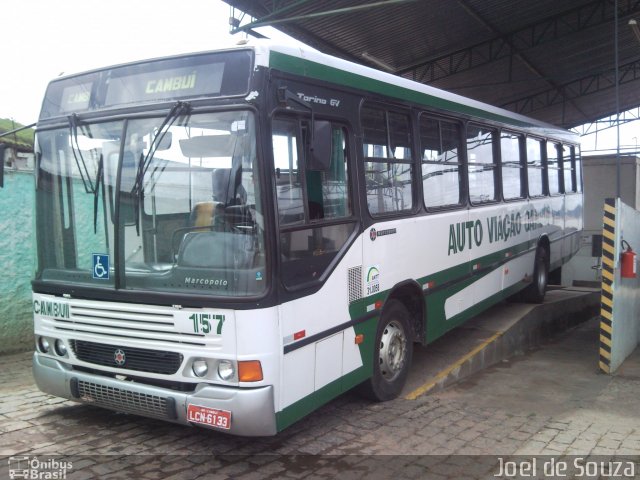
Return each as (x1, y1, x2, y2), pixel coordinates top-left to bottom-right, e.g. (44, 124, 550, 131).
(217, 360, 235, 381)
(192, 359, 209, 377)
(54, 339, 67, 356)
(38, 337, 50, 353)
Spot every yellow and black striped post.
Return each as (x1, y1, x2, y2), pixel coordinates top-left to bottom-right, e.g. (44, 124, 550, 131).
(599, 198, 616, 374)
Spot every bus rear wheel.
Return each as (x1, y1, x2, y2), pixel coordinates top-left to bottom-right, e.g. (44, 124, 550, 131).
(522, 246, 548, 303)
(360, 300, 413, 402)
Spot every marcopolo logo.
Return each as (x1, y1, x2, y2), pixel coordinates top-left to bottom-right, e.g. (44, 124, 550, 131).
(8, 456, 72, 480)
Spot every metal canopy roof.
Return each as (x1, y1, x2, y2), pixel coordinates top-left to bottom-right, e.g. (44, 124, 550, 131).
(225, 0, 640, 129)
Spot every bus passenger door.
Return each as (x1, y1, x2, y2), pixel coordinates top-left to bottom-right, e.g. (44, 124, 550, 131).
(271, 116, 361, 416)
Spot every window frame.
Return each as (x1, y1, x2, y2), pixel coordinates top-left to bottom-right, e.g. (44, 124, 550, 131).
(546, 140, 563, 196)
(561, 144, 577, 194)
(270, 113, 358, 292)
(525, 136, 546, 198)
(573, 146, 583, 193)
(418, 112, 465, 211)
(466, 123, 499, 205)
(361, 102, 416, 218)
(499, 130, 525, 202)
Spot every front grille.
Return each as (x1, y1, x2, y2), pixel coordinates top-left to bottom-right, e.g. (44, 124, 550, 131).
(75, 379, 174, 420)
(70, 340, 183, 375)
(51, 300, 214, 347)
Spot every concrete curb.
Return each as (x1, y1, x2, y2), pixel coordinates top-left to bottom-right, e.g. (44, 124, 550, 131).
(405, 288, 600, 399)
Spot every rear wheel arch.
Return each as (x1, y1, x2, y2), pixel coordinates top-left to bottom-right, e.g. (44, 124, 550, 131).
(359, 298, 414, 401)
(385, 280, 425, 343)
(522, 237, 550, 303)
(537, 235, 550, 265)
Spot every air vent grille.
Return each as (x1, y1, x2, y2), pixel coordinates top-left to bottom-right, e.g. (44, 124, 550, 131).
(348, 266, 363, 303)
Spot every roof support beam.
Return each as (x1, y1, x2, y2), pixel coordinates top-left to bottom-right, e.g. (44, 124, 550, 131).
(398, 0, 640, 82)
(230, 0, 421, 34)
(451, 0, 589, 124)
(228, 0, 362, 62)
(501, 59, 640, 126)
(572, 107, 640, 135)
(230, 0, 313, 29)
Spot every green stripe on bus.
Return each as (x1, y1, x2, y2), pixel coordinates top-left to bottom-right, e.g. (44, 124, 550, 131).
(269, 51, 535, 128)
(348, 237, 538, 342)
(349, 237, 534, 319)
(275, 366, 369, 432)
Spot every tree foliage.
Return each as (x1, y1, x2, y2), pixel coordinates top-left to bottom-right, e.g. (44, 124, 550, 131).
(0, 118, 35, 151)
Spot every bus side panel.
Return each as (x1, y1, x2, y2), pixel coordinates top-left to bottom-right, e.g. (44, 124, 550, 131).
(439, 202, 534, 335)
(276, 237, 364, 430)
(542, 196, 565, 270)
(469, 204, 510, 313)
(564, 193, 583, 261)
(363, 210, 471, 344)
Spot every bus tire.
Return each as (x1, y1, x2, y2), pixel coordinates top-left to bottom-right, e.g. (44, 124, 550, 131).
(522, 246, 548, 303)
(360, 300, 413, 402)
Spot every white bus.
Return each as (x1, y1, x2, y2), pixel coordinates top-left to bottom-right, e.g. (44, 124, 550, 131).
(32, 41, 582, 436)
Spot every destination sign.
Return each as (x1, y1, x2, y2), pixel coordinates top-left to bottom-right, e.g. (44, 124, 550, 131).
(40, 50, 252, 118)
(104, 62, 223, 107)
(60, 82, 92, 112)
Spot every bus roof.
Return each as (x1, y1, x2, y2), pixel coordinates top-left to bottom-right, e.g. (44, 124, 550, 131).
(43, 40, 577, 142)
(252, 41, 577, 142)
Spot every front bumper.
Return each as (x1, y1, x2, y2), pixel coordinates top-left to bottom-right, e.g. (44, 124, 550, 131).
(33, 353, 277, 436)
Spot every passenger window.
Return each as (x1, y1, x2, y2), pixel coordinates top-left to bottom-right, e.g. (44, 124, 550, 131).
(547, 142, 561, 195)
(308, 127, 351, 221)
(272, 119, 304, 226)
(271, 117, 355, 289)
(420, 116, 462, 208)
(526, 138, 544, 197)
(574, 147, 583, 192)
(362, 105, 413, 215)
(501, 132, 524, 200)
(467, 125, 497, 203)
(562, 145, 575, 192)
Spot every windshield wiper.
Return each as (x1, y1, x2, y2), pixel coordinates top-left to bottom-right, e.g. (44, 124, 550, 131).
(131, 101, 190, 197)
(93, 153, 104, 234)
(129, 101, 190, 234)
(68, 114, 96, 193)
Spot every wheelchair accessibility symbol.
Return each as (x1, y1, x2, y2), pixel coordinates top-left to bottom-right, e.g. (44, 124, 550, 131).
(92, 254, 110, 280)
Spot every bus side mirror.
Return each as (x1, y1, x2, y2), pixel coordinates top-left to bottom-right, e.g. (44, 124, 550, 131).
(0, 143, 6, 188)
(308, 121, 332, 171)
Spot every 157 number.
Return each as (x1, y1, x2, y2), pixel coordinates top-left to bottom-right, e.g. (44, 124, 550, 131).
(189, 314, 225, 335)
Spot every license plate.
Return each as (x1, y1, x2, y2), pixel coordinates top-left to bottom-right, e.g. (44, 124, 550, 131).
(187, 404, 231, 430)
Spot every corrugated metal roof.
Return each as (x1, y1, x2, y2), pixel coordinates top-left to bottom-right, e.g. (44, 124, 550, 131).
(226, 0, 640, 129)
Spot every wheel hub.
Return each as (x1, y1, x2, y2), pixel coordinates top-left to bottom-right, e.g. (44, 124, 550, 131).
(379, 320, 407, 381)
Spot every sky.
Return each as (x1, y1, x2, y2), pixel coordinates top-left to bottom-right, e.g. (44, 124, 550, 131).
(1, 0, 637, 154)
(2, 0, 297, 125)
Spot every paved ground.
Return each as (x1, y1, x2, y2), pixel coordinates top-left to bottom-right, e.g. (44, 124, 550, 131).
(1, 317, 639, 479)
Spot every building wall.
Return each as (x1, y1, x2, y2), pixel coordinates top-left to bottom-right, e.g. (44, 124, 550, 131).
(581, 156, 639, 230)
(562, 155, 639, 286)
(0, 170, 36, 354)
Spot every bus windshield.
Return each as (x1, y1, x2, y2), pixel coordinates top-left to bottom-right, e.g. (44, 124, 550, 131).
(34, 110, 267, 297)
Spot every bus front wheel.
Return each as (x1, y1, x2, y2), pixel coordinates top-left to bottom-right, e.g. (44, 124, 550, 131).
(360, 300, 413, 402)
